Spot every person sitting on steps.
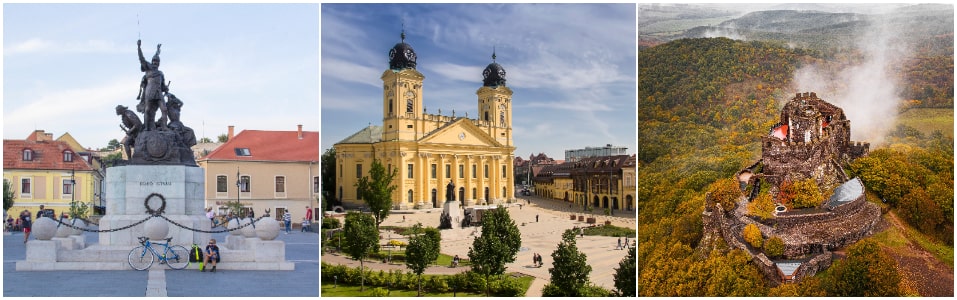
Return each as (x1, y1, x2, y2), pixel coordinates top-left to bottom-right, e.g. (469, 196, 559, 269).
(201, 238, 220, 272)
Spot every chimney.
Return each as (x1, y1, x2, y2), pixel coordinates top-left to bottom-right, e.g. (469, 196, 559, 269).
(297, 124, 303, 140)
(227, 125, 235, 141)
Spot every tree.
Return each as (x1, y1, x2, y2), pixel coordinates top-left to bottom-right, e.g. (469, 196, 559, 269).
(791, 178, 824, 208)
(543, 229, 592, 296)
(823, 239, 901, 296)
(343, 211, 380, 291)
(103, 151, 124, 167)
(405, 224, 441, 296)
(321, 148, 337, 209)
(355, 158, 397, 230)
(542, 230, 592, 297)
(3, 179, 15, 213)
(106, 138, 121, 151)
(708, 178, 742, 212)
(747, 192, 775, 221)
(777, 179, 797, 207)
(198, 137, 213, 143)
(468, 206, 521, 296)
(765, 236, 784, 258)
(742, 223, 763, 248)
(217, 133, 229, 143)
(614, 245, 636, 296)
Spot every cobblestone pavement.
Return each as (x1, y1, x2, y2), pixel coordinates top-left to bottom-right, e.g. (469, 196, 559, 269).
(322, 194, 636, 294)
(4, 226, 319, 297)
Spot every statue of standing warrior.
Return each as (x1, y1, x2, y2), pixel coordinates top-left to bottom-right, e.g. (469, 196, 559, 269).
(137, 39, 169, 131)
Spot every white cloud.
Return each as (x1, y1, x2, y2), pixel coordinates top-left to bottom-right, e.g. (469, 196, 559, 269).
(4, 38, 126, 55)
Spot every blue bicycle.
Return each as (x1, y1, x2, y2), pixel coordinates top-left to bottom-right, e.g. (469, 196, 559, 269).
(128, 236, 190, 270)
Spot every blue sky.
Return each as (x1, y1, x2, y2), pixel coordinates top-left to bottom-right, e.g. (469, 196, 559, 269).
(321, 3, 637, 160)
(3, 3, 319, 149)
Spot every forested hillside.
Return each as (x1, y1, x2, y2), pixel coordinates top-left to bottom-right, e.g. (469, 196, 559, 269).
(638, 37, 805, 296)
(638, 34, 954, 295)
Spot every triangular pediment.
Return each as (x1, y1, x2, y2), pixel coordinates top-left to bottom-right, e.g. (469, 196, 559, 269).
(419, 119, 503, 148)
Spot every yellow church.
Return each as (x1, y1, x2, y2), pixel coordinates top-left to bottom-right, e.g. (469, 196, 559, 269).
(335, 31, 516, 210)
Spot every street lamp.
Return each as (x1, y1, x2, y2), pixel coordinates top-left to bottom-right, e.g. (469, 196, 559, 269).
(71, 168, 76, 218)
(235, 167, 241, 219)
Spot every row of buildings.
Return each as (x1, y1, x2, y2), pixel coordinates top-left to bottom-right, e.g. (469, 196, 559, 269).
(532, 154, 636, 212)
(4, 126, 320, 223)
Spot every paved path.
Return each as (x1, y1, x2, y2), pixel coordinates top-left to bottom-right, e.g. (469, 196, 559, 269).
(323, 193, 636, 295)
(4, 227, 320, 297)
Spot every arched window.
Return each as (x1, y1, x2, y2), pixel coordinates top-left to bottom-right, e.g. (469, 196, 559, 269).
(389, 101, 394, 115)
(406, 98, 413, 113)
(484, 111, 489, 121)
(472, 188, 477, 200)
(408, 189, 414, 203)
(500, 111, 505, 125)
(63, 150, 74, 162)
(22, 149, 33, 161)
(503, 187, 507, 198)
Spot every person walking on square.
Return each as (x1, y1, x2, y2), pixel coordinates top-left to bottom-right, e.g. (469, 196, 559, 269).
(283, 211, 292, 234)
(19, 210, 32, 243)
(305, 206, 313, 222)
(536, 214, 539, 222)
(301, 217, 311, 232)
(616, 237, 622, 250)
(201, 238, 220, 272)
(206, 208, 215, 228)
(624, 236, 630, 249)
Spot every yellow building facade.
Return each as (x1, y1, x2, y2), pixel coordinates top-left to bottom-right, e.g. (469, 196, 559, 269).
(4, 130, 102, 218)
(335, 31, 516, 209)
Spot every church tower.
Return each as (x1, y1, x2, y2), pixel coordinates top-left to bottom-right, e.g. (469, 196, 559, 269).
(477, 50, 513, 147)
(382, 30, 424, 142)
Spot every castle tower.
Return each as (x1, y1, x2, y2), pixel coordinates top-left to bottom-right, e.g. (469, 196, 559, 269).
(382, 30, 424, 142)
(477, 50, 514, 147)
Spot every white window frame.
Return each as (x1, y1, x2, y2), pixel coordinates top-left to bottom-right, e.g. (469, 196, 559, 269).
(62, 178, 74, 199)
(215, 174, 229, 198)
(239, 175, 251, 198)
(20, 177, 32, 199)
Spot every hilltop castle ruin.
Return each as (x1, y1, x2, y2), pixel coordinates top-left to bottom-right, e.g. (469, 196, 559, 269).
(703, 92, 881, 285)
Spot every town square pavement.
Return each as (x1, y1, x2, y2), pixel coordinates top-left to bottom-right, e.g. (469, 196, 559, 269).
(322, 194, 636, 296)
(3, 226, 319, 297)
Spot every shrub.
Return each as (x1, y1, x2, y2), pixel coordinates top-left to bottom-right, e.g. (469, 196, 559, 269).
(747, 192, 775, 221)
(765, 236, 784, 258)
(369, 287, 388, 297)
(322, 217, 341, 229)
(792, 178, 824, 208)
(742, 223, 763, 249)
(492, 276, 526, 296)
(426, 276, 450, 293)
(579, 284, 614, 297)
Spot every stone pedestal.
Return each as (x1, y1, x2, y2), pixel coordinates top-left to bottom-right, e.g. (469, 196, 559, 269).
(100, 165, 209, 246)
(443, 200, 463, 229)
(26, 240, 59, 262)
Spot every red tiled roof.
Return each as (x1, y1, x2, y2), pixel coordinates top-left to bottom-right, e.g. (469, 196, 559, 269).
(3, 139, 94, 171)
(202, 129, 319, 162)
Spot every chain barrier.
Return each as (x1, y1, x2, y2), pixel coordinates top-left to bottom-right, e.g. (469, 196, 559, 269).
(47, 214, 155, 233)
(41, 192, 268, 235)
(158, 214, 266, 234)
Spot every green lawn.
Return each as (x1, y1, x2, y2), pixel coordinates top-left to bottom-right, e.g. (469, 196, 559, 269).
(583, 224, 637, 238)
(897, 108, 954, 137)
(369, 249, 471, 267)
(320, 283, 485, 297)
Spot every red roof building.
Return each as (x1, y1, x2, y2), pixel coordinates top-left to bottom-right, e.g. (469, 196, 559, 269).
(197, 125, 320, 223)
